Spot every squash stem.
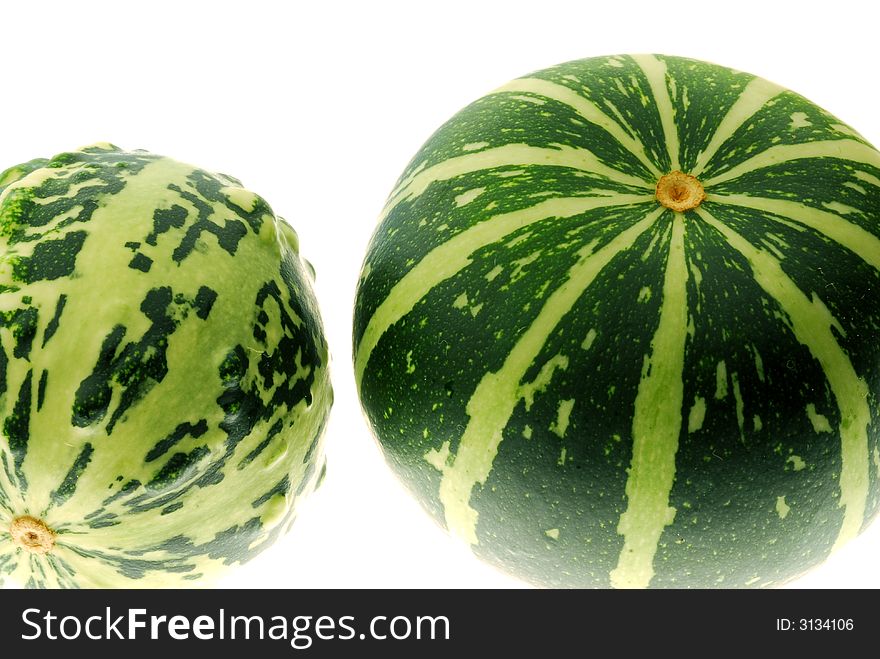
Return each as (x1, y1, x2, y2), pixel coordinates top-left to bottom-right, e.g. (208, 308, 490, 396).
(655, 171, 706, 211)
(9, 516, 56, 555)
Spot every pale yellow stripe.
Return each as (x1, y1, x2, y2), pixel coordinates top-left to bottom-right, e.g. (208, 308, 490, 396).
(438, 207, 664, 545)
(690, 77, 785, 176)
(704, 139, 880, 187)
(632, 55, 680, 171)
(381, 144, 651, 224)
(714, 193, 880, 271)
(18, 158, 199, 514)
(495, 78, 661, 178)
(610, 214, 688, 589)
(697, 206, 870, 552)
(355, 194, 655, 388)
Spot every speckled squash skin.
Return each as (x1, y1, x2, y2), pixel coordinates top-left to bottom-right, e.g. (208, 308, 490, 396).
(0, 144, 332, 587)
(354, 55, 880, 588)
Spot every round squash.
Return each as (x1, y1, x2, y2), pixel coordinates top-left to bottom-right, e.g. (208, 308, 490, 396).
(354, 55, 880, 588)
(0, 144, 332, 587)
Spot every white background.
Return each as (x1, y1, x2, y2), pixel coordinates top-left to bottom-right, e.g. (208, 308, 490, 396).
(1, 0, 879, 589)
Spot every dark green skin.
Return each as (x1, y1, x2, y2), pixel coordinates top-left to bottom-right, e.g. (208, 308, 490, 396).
(354, 55, 880, 587)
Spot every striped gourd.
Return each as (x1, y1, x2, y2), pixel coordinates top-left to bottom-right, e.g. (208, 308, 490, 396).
(0, 144, 332, 587)
(354, 55, 880, 588)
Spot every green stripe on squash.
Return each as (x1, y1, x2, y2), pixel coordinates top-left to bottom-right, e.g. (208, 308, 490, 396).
(354, 54, 880, 588)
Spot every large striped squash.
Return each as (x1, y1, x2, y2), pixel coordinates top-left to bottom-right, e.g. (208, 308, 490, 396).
(0, 144, 332, 587)
(354, 55, 880, 588)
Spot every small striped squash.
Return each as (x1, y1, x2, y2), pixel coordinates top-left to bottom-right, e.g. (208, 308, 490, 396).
(354, 55, 880, 588)
(0, 144, 332, 587)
